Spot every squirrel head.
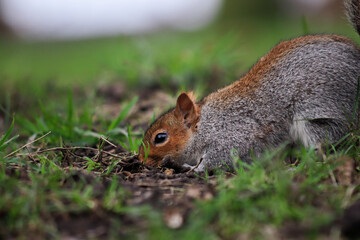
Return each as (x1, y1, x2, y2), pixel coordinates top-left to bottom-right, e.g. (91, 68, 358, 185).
(138, 92, 200, 167)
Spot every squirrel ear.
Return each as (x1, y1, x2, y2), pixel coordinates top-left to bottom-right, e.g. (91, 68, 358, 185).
(175, 92, 199, 127)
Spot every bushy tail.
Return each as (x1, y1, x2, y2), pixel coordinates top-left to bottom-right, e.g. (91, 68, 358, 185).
(345, 0, 360, 35)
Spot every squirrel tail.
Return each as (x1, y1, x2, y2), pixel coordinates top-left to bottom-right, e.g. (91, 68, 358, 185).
(345, 0, 360, 35)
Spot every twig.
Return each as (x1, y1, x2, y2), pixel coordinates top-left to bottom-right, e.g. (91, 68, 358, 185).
(100, 136, 118, 148)
(95, 137, 104, 162)
(187, 157, 203, 173)
(35, 146, 122, 158)
(136, 183, 184, 189)
(5, 131, 52, 158)
(341, 185, 356, 208)
(318, 144, 338, 186)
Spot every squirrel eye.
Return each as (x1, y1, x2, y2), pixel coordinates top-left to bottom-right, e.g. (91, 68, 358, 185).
(154, 132, 168, 145)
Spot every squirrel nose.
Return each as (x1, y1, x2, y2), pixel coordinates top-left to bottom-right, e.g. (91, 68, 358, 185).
(138, 152, 157, 167)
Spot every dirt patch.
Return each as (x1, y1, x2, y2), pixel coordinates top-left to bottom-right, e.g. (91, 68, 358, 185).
(56, 146, 218, 208)
(50, 166, 216, 238)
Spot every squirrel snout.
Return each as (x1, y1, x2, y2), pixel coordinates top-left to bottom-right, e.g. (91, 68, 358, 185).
(139, 149, 190, 172)
(138, 154, 159, 167)
(138, 145, 165, 167)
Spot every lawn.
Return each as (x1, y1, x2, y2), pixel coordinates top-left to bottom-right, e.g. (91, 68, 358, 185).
(0, 2, 360, 239)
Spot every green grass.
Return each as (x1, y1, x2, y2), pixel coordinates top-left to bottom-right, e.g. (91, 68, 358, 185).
(1, 12, 358, 115)
(0, 4, 360, 238)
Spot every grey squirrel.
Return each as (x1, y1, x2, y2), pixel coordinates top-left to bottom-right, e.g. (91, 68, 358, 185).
(138, 0, 360, 172)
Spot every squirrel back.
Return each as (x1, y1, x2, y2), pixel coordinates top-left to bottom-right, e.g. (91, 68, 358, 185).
(139, 0, 360, 172)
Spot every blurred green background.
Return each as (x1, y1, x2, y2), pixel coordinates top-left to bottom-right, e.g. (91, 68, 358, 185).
(0, 0, 359, 123)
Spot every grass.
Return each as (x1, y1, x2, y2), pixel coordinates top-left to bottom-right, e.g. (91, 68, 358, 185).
(1, 3, 360, 239)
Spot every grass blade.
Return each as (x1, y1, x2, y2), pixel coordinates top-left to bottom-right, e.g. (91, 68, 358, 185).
(108, 96, 138, 131)
(301, 16, 309, 35)
(0, 118, 15, 150)
(67, 90, 74, 138)
(0, 135, 19, 151)
(127, 126, 135, 153)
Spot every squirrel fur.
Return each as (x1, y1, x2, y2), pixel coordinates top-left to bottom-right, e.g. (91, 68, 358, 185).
(138, 0, 360, 172)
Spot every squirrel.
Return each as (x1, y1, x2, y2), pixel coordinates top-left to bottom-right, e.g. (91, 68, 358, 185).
(138, 0, 360, 172)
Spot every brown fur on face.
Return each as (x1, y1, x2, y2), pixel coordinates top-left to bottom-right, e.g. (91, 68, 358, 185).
(138, 92, 200, 167)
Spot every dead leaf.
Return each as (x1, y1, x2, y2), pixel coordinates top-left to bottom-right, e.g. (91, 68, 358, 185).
(164, 168, 174, 175)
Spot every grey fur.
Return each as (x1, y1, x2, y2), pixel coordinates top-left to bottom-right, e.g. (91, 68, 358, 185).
(345, 0, 360, 35)
(177, 2, 360, 171)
